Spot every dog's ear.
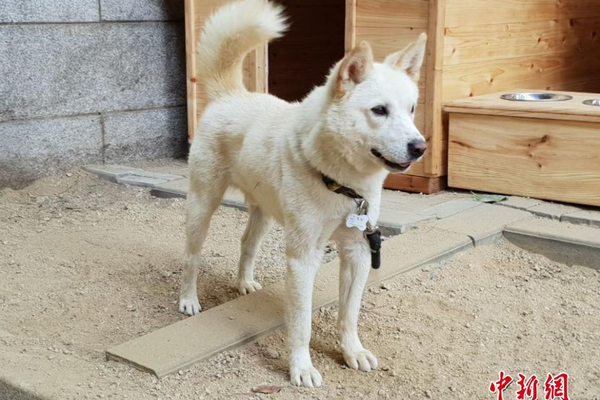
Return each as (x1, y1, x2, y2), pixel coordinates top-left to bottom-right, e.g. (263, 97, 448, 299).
(384, 32, 427, 82)
(334, 41, 374, 98)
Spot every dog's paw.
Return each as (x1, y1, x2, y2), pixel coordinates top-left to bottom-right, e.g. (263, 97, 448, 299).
(343, 348, 378, 372)
(237, 280, 262, 295)
(179, 297, 201, 316)
(290, 365, 323, 388)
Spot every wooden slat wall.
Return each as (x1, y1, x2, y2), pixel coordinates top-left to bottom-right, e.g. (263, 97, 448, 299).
(357, 0, 429, 29)
(443, 0, 600, 103)
(355, 0, 428, 93)
(355, 0, 431, 178)
(445, 0, 600, 27)
(443, 51, 600, 103)
(444, 18, 600, 66)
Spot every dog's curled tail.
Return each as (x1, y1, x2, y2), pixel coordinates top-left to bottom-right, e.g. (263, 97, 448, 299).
(197, 0, 287, 101)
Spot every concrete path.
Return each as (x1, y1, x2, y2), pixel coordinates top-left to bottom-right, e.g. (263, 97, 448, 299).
(84, 163, 600, 232)
(504, 218, 600, 270)
(84, 164, 486, 236)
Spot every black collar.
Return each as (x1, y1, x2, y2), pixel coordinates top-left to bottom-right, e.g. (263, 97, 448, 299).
(321, 174, 363, 200)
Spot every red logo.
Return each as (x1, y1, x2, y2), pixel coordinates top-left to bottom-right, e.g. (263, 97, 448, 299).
(544, 373, 569, 400)
(489, 372, 569, 400)
(516, 374, 539, 400)
(490, 371, 513, 400)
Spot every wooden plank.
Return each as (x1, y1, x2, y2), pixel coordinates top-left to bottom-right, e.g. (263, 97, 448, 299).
(444, 105, 600, 124)
(445, 0, 600, 28)
(355, 0, 429, 61)
(444, 17, 600, 66)
(384, 174, 447, 194)
(444, 90, 600, 123)
(355, 27, 430, 58)
(442, 51, 600, 103)
(423, 0, 445, 177)
(184, 0, 197, 143)
(356, 0, 429, 29)
(255, 44, 268, 93)
(354, 0, 428, 92)
(345, 0, 356, 52)
(414, 102, 426, 135)
(354, 27, 428, 95)
(448, 113, 600, 207)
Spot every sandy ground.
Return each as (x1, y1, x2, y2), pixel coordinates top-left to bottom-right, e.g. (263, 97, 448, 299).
(1, 170, 599, 400)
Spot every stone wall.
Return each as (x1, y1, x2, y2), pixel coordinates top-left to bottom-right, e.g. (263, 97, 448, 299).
(0, 0, 187, 188)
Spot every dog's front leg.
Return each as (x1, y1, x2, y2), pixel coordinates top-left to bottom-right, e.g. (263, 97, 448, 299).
(337, 228, 379, 372)
(285, 243, 324, 388)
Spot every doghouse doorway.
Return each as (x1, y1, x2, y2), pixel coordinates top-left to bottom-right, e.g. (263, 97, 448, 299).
(267, 0, 346, 102)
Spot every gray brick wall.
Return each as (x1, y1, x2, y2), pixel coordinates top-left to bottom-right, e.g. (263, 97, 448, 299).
(0, 0, 188, 188)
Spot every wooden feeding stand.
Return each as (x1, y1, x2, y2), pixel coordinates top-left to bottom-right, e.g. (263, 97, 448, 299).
(446, 90, 600, 207)
(185, 0, 600, 193)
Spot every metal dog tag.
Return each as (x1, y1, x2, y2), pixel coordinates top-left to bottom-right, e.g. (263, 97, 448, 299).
(347, 198, 369, 231)
(346, 214, 368, 231)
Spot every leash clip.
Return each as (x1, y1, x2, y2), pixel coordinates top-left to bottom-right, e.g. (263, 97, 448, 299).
(365, 224, 382, 269)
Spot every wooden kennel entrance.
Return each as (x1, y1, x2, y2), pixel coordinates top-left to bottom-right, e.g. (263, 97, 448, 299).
(186, 0, 600, 193)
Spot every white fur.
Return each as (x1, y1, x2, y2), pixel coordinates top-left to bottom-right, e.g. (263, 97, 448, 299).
(179, 0, 427, 388)
(196, 0, 287, 100)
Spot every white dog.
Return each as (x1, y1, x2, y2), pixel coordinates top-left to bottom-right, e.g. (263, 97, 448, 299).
(179, 0, 427, 388)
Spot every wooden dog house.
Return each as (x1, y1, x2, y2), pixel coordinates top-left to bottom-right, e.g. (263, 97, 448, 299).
(185, 0, 600, 193)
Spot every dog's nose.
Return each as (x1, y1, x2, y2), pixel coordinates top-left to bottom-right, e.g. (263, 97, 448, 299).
(408, 141, 427, 158)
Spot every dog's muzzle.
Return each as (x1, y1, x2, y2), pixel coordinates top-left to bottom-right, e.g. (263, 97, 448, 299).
(371, 149, 412, 171)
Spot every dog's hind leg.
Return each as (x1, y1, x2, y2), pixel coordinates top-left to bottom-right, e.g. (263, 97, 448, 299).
(237, 205, 273, 295)
(336, 228, 379, 372)
(179, 171, 228, 316)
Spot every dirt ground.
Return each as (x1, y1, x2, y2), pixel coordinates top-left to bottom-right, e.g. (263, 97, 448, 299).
(1, 170, 599, 400)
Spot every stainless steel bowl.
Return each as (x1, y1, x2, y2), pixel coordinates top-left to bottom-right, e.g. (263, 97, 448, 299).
(583, 99, 600, 107)
(500, 93, 573, 102)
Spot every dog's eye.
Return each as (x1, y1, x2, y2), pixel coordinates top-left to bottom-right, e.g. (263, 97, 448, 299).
(411, 104, 416, 114)
(371, 106, 388, 116)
